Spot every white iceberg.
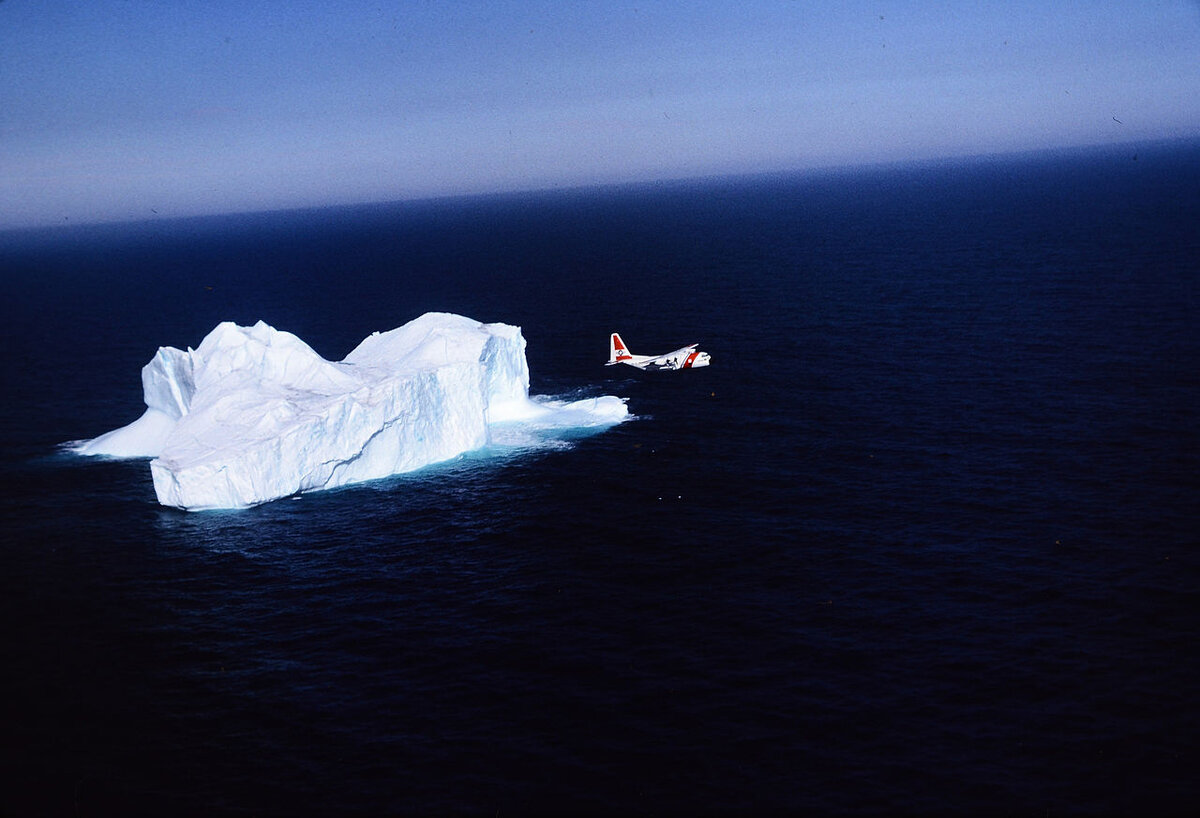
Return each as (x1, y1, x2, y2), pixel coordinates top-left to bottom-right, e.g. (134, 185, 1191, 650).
(75, 313, 629, 510)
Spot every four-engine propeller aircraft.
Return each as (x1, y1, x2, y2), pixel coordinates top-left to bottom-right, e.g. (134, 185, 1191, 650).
(606, 332, 711, 371)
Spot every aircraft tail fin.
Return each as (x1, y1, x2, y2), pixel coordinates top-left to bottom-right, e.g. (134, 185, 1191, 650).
(608, 332, 632, 365)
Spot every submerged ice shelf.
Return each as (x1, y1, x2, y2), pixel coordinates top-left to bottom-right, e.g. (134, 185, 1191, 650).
(76, 313, 629, 510)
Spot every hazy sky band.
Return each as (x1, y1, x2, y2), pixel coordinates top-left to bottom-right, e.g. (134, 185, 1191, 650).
(2, 1, 1198, 228)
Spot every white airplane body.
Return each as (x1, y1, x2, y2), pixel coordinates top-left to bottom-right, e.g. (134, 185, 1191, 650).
(607, 332, 711, 371)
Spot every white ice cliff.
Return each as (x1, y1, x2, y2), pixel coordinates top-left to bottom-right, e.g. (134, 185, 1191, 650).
(75, 313, 628, 510)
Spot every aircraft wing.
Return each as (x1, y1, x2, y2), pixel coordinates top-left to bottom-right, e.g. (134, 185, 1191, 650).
(652, 344, 697, 362)
(642, 344, 700, 370)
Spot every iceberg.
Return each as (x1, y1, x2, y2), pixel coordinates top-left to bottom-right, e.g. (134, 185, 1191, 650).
(75, 313, 629, 510)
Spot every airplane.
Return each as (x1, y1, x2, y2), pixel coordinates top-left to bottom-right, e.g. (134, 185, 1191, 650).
(606, 332, 711, 371)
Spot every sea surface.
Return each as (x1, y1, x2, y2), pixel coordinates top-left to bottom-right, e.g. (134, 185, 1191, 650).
(1, 140, 1197, 816)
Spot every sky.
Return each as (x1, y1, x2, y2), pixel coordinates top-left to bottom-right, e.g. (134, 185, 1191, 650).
(2, 0, 1198, 229)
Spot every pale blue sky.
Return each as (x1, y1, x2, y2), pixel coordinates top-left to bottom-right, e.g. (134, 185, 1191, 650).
(2, 1, 1198, 228)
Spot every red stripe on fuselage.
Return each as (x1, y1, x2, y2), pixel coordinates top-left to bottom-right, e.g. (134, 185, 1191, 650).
(683, 351, 700, 368)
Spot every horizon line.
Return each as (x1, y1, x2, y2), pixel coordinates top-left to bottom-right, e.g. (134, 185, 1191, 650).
(3, 134, 1196, 237)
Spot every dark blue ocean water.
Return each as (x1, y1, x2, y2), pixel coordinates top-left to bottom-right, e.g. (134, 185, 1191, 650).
(1, 140, 1197, 816)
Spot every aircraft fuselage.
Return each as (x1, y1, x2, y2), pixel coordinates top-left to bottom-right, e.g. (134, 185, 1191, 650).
(607, 333, 711, 370)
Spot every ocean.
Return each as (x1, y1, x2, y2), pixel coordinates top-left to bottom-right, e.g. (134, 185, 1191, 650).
(1, 140, 1196, 816)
